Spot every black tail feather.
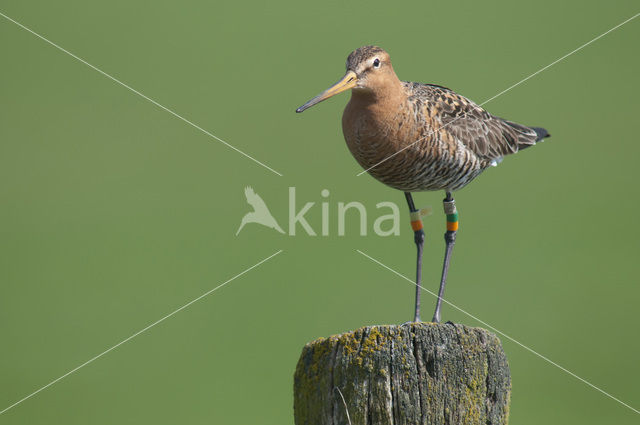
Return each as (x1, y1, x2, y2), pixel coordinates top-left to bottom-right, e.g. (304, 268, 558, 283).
(531, 127, 550, 142)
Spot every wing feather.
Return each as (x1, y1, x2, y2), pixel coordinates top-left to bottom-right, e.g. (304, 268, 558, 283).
(404, 83, 539, 161)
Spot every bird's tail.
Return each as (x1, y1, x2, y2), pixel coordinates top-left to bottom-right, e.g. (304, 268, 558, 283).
(531, 127, 551, 142)
(504, 121, 551, 151)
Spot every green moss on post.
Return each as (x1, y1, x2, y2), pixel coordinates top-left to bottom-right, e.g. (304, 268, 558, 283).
(294, 323, 510, 425)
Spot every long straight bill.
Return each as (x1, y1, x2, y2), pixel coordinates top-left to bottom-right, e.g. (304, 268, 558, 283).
(296, 70, 357, 113)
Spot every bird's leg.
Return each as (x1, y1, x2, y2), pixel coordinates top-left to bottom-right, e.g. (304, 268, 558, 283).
(405, 192, 425, 323)
(433, 192, 458, 323)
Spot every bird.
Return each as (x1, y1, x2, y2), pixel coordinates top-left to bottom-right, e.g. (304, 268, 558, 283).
(236, 186, 285, 235)
(296, 45, 549, 323)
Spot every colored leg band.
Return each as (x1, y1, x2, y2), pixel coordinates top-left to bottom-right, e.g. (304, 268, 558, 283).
(411, 220, 424, 231)
(443, 200, 457, 215)
(444, 201, 458, 232)
(409, 210, 424, 231)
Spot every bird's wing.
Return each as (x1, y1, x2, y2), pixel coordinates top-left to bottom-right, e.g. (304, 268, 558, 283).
(404, 82, 539, 161)
(244, 186, 269, 212)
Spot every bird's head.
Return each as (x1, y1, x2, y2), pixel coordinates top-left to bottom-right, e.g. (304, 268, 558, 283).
(296, 45, 397, 113)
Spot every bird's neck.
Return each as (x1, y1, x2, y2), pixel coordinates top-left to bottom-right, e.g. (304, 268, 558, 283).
(349, 78, 406, 117)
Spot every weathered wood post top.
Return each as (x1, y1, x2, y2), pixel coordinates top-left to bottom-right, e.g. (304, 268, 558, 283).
(294, 323, 510, 425)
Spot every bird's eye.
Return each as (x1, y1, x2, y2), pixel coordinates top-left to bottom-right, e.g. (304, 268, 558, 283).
(373, 58, 381, 68)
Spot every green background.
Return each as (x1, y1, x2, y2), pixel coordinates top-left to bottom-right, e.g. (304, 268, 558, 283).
(1, 1, 639, 423)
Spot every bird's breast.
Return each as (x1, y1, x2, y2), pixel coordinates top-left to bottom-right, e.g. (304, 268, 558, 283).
(340, 96, 482, 192)
(342, 97, 418, 167)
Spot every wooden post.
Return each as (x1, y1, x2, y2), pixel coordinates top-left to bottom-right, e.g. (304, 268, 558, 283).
(294, 323, 510, 425)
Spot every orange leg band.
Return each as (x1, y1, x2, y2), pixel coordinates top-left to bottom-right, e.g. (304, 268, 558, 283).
(411, 220, 424, 231)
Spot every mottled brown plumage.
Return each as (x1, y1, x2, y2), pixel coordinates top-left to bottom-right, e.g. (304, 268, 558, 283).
(298, 45, 549, 192)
